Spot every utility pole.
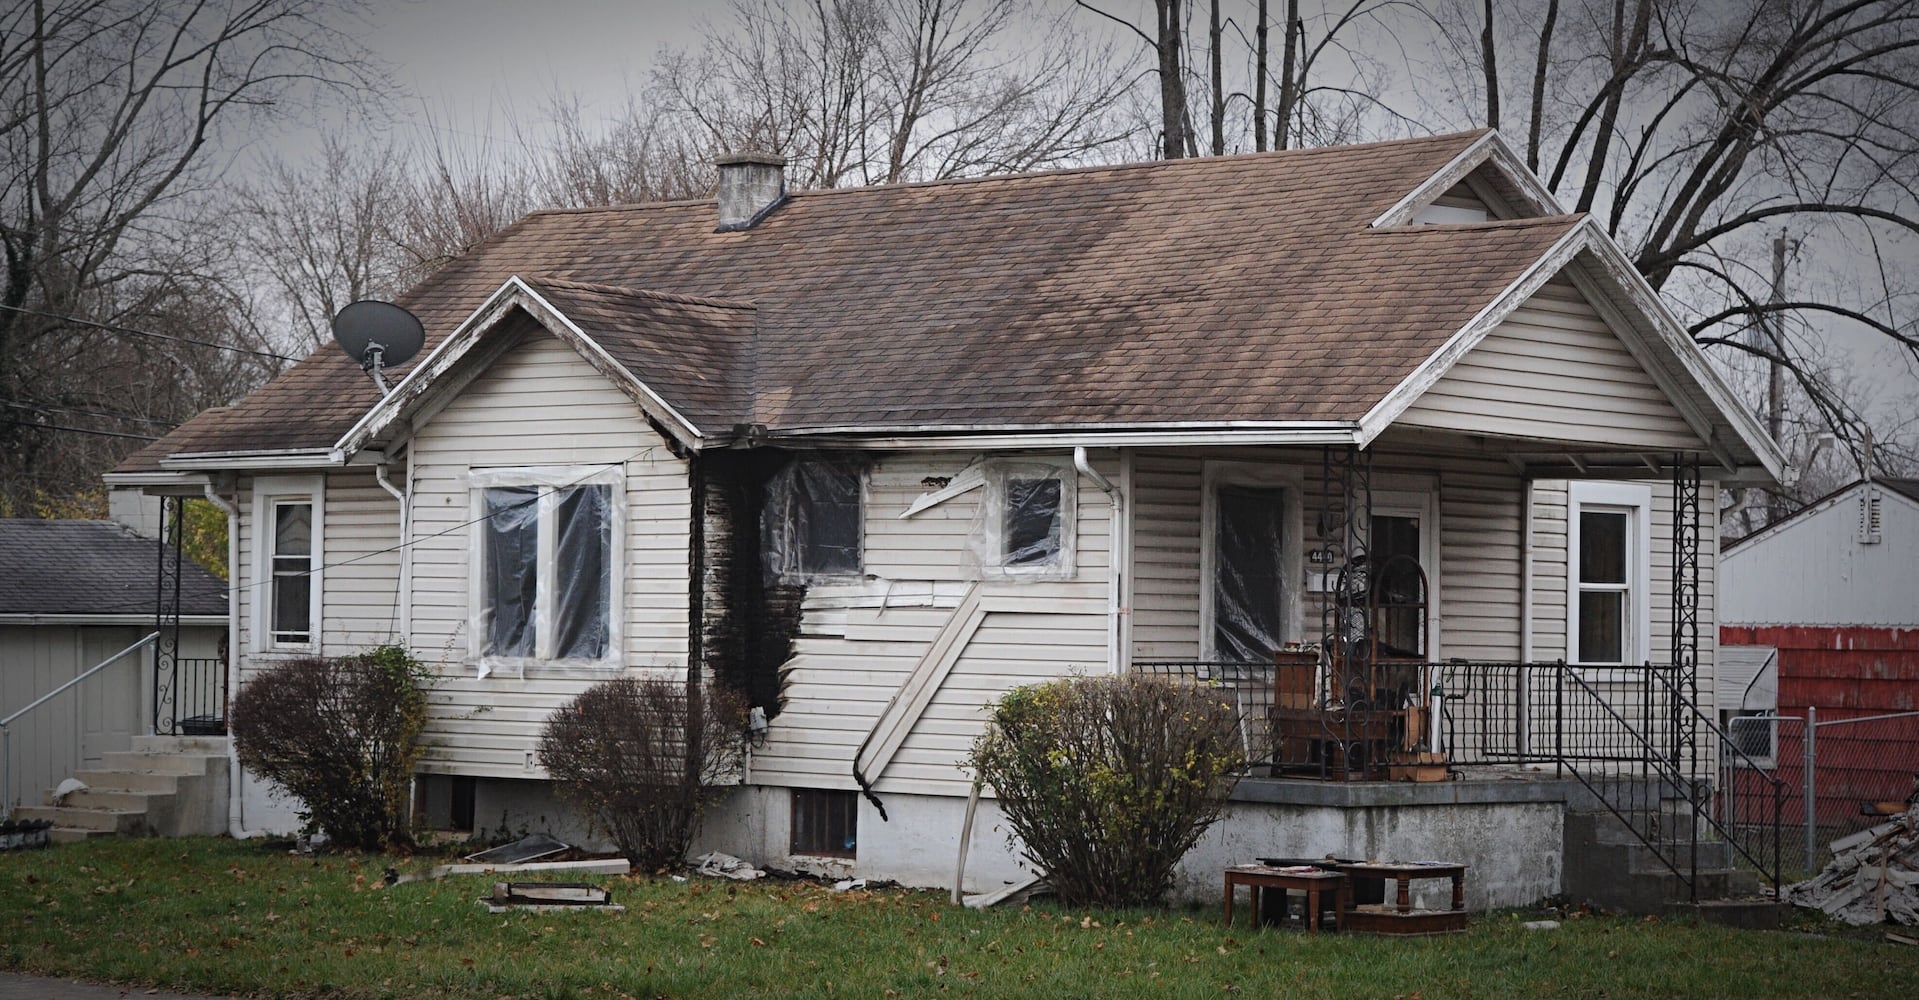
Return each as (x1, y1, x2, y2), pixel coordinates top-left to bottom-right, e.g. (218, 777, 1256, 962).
(1763, 232, 1798, 525)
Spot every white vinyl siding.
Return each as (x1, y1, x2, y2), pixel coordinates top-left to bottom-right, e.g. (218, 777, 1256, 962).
(749, 451, 1114, 798)
(406, 330, 690, 778)
(1398, 278, 1705, 451)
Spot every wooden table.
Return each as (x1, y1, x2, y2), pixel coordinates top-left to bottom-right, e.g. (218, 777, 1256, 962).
(1332, 861, 1468, 934)
(1222, 865, 1348, 931)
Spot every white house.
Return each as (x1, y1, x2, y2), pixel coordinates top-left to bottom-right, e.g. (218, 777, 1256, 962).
(106, 131, 1781, 908)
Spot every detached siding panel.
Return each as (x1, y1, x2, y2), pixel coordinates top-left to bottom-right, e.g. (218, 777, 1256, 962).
(405, 330, 691, 779)
(753, 452, 1115, 799)
(1399, 279, 1706, 451)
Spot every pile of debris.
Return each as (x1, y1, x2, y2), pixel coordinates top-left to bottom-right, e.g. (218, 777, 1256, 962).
(1787, 811, 1919, 926)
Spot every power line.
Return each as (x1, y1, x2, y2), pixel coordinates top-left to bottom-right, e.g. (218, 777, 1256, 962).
(2, 399, 176, 429)
(0, 303, 301, 364)
(2, 419, 160, 441)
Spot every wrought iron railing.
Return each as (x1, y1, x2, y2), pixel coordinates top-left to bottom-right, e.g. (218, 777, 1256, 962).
(161, 658, 227, 736)
(1138, 657, 1786, 898)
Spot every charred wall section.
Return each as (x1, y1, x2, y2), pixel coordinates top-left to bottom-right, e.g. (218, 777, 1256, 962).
(699, 450, 803, 717)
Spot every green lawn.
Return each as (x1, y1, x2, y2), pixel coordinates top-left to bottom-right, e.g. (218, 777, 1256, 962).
(0, 838, 1907, 999)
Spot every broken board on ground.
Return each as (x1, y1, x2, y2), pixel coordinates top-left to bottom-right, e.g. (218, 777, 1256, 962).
(485, 881, 624, 913)
(465, 832, 568, 865)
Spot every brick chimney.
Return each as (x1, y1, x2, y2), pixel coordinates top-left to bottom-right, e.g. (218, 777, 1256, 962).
(715, 152, 786, 231)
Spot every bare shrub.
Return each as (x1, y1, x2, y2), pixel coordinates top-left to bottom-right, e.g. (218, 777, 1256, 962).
(967, 673, 1245, 907)
(539, 679, 748, 870)
(229, 646, 430, 850)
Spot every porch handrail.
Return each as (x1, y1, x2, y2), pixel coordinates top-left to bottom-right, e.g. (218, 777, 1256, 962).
(1, 631, 157, 820)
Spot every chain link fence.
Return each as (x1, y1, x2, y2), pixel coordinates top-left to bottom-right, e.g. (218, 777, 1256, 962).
(1731, 710, 1919, 874)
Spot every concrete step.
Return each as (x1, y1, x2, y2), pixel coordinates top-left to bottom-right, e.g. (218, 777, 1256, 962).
(71, 769, 181, 794)
(100, 751, 216, 776)
(11, 804, 148, 835)
(132, 735, 229, 755)
(48, 827, 114, 845)
(58, 788, 174, 813)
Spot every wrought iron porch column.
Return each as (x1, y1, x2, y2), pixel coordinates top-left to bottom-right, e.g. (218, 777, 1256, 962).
(152, 495, 184, 736)
(1670, 452, 1702, 899)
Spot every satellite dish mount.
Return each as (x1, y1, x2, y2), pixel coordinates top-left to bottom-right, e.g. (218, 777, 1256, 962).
(330, 300, 425, 395)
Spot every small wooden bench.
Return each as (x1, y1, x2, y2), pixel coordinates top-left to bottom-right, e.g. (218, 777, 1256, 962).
(1222, 864, 1348, 931)
(1332, 861, 1468, 935)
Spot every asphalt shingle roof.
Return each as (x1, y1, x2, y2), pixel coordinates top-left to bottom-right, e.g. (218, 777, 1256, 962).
(0, 520, 227, 617)
(119, 130, 1582, 468)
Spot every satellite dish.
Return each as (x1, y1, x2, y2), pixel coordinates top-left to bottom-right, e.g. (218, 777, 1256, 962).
(331, 300, 425, 394)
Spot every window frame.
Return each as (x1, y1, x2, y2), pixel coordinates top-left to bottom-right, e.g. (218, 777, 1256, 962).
(467, 465, 626, 673)
(765, 458, 866, 585)
(250, 475, 324, 654)
(981, 459, 1077, 580)
(1565, 481, 1652, 669)
(1198, 462, 1303, 661)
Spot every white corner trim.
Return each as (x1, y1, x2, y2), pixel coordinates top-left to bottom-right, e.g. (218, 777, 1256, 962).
(1370, 131, 1565, 229)
(1356, 219, 1593, 446)
(329, 276, 706, 465)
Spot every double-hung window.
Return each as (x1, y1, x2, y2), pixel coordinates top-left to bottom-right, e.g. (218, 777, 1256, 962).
(470, 467, 622, 670)
(1566, 482, 1652, 666)
(983, 462, 1076, 579)
(764, 459, 864, 583)
(251, 476, 324, 653)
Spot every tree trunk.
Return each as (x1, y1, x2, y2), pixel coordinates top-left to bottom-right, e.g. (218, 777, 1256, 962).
(1209, 0, 1225, 155)
(1155, 0, 1189, 159)
(1253, 0, 1270, 152)
(1526, 0, 1558, 172)
(1277, 0, 1300, 150)
(1480, 0, 1500, 129)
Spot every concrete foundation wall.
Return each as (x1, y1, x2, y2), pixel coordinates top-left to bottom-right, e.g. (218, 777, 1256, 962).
(464, 776, 1571, 911)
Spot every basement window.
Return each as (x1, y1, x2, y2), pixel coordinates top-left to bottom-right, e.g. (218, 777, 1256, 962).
(764, 459, 864, 583)
(791, 788, 857, 857)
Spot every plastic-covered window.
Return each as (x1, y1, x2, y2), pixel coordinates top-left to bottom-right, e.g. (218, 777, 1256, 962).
(552, 485, 612, 659)
(1212, 485, 1287, 662)
(1004, 477, 1063, 567)
(764, 459, 862, 584)
(482, 486, 539, 658)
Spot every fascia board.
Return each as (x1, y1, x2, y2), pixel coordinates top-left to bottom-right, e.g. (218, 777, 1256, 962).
(1355, 219, 1591, 447)
(774, 426, 1362, 451)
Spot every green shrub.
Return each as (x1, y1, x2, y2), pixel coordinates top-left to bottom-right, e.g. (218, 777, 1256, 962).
(229, 646, 430, 850)
(967, 673, 1245, 908)
(539, 679, 748, 870)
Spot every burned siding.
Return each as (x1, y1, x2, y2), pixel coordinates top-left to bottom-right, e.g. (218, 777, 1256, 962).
(700, 450, 803, 717)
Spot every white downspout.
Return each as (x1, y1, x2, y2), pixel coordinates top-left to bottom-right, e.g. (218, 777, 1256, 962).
(1075, 447, 1126, 675)
(202, 482, 264, 839)
(375, 454, 410, 646)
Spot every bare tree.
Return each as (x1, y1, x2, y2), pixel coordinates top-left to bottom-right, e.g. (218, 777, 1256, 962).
(231, 137, 409, 354)
(659, 0, 1136, 187)
(0, 0, 374, 512)
(1423, 0, 1919, 498)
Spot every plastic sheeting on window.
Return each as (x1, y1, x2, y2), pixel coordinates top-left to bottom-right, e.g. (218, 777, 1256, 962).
(971, 461, 1076, 581)
(1212, 485, 1289, 662)
(481, 485, 539, 660)
(763, 459, 863, 585)
(552, 484, 612, 660)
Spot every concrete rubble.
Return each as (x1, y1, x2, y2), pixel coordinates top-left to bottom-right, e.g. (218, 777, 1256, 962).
(1786, 811, 1919, 926)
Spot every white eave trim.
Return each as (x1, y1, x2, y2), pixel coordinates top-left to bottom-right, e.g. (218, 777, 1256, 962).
(329, 275, 707, 464)
(770, 424, 1362, 451)
(1370, 131, 1566, 229)
(160, 450, 340, 471)
(101, 470, 212, 487)
(0, 613, 226, 626)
